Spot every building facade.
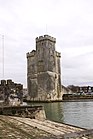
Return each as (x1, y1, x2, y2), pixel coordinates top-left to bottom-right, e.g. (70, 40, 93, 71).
(27, 35, 62, 101)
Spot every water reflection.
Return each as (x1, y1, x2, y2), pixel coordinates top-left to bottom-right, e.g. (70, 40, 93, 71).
(44, 102, 64, 122)
(28, 101, 93, 129)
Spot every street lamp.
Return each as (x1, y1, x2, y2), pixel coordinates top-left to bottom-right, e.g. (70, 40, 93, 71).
(0, 34, 4, 79)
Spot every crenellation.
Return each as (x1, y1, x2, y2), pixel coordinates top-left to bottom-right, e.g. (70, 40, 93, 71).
(36, 35, 56, 43)
(27, 50, 36, 58)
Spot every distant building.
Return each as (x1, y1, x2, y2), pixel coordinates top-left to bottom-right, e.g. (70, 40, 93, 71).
(67, 85, 93, 94)
(79, 86, 93, 93)
(27, 35, 62, 101)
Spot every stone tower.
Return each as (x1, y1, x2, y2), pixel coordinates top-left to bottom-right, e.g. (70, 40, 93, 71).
(27, 35, 62, 101)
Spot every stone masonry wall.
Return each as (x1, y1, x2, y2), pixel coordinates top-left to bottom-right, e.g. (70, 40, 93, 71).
(27, 35, 62, 101)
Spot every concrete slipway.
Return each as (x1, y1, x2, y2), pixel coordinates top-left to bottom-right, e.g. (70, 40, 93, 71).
(0, 115, 93, 139)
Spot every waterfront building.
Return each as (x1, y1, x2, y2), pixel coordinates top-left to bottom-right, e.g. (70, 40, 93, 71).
(67, 85, 93, 94)
(27, 35, 62, 101)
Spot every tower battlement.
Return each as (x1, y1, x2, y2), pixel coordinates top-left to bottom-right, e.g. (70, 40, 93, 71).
(36, 35, 56, 43)
(27, 50, 36, 58)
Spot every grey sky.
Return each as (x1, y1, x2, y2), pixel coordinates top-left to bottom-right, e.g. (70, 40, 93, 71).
(0, 0, 93, 87)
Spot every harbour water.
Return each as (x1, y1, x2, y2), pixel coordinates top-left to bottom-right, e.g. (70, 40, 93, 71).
(28, 101, 93, 129)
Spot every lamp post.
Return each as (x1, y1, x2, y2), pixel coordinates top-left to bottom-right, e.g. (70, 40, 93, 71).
(0, 34, 4, 79)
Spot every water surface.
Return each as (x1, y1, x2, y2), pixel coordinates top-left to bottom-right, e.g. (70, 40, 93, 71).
(28, 101, 93, 129)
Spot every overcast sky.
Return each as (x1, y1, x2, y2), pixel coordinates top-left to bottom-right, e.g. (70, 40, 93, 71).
(0, 0, 93, 87)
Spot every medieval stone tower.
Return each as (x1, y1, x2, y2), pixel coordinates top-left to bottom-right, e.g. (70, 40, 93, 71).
(27, 35, 62, 101)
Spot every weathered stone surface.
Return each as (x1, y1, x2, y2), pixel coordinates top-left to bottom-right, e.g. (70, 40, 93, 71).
(0, 79, 23, 105)
(0, 115, 90, 139)
(27, 35, 62, 101)
(0, 115, 56, 139)
(0, 105, 46, 119)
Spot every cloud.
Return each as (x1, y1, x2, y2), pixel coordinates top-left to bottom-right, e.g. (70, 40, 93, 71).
(0, 0, 93, 87)
(62, 47, 93, 86)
